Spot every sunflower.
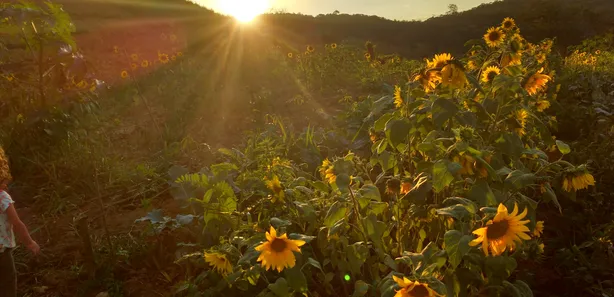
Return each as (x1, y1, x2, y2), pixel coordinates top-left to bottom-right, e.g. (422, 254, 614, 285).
(171, 55, 177, 61)
(287, 52, 293, 58)
(170, 34, 177, 42)
(536, 99, 551, 112)
(466, 60, 478, 71)
(386, 178, 401, 195)
(513, 109, 528, 136)
(130, 63, 138, 70)
(524, 72, 551, 95)
(440, 62, 467, 89)
(130, 53, 139, 61)
(469, 203, 531, 256)
(400, 180, 412, 195)
(365, 52, 372, 61)
(113, 45, 119, 54)
(265, 175, 285, 203)
(392, 276, 443, 297)
(562, 170, 595, 192)
(331, 43, 338, 49)
(369, 131, 378, 144)
(428, 53, 453, 69)
(501, 53, 522, 67)
(177, 51, 184, 57)
(255, 226, 306, 272)
(319, 159, 337, 184)
(484, 27, 506, 48)
(481, 66, 501, 83)
(158, 53, 170, 64)
(0, 147, 13, 183)
(141, 60, 149, 68)
(204, 252, 233, 275)
(502, 17, 516, 30)
(394, 85, 403, 108)
(454, 154, 475, 176)
(307, 45, 315, 53)
(120, 70, 129, 79)
(414, 69, 441, 92)
(537, 243, 545, 253)
(533, 221, 544, 237)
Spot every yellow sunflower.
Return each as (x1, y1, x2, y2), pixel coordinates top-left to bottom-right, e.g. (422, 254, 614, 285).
(533, 221, 544, 237)
(428, 53, 453, 69)
(484, 27, 506, 48)
(130, 53, 139, 61)
(394, 85, 403, 108)
(365, 52, 372, 61)
(525, 72, 551, 95)
(130, 63, 138, 70)
(331, 43, 338, 49)
(562, 170, 595, 192)
(265, 175, 285, 203)
(141, 60, 149, 68)
(120, 70, 129, 79)
(255, 226, 306, 272)
(177, 51, 184, 57)
(204, 252, 233, 275)
(392, 276, 443, 297)
(319, 159, 337, 184)
(171, 55, 177, 61)
(287, 52, 293, 58)
(466, 60, 478, 71)
(414, 69, 441, 93)
(307, 45, 315, 53)
(469, 203, 531, 256)
(400, 180, 412, 195)
(481, 66, 501, 83)
(158, 53, 170, 64)
(536, 99, 551, 112)
(501, 17, 516, 30)
(440, 62, 467, 89)
(514, 109, 528, 136)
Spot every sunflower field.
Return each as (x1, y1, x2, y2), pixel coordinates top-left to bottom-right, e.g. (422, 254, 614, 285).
(140, 18, 601, 297)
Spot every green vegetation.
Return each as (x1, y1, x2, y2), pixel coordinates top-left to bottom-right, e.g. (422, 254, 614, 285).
(1, 1, 613, 296)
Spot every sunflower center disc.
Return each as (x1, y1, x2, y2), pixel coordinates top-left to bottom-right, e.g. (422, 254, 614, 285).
(486, 219, 510, 240)
(410, 285, 430, 297)
(488, 32, 500, 41)
(271, 238, 288, 253)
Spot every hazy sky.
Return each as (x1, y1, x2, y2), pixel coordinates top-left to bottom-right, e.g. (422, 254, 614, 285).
(195, 0, 494, 21)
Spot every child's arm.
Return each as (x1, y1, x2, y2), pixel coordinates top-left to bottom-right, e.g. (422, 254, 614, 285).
(6, 204, 40, 254)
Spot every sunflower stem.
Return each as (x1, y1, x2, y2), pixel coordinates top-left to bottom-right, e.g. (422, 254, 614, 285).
(347, 185, 369, 243)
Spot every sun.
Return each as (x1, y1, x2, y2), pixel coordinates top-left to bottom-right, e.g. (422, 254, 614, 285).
(218, 0, 270, 23)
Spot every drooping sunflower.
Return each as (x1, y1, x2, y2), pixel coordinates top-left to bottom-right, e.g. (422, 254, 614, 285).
(469, 203, 531, 256)
(204, 252, 233, 275)
(484, 27, 506, 48)
(131, 53, 139, 61)
(130, 63, 138, 70)
(400, 180, 412, 195)
(513, 109, 528, 136)
(307, 45, 315, 53)
(562, 169, 595, 192)
(481, 66, 501, 83)
(453, 153, 475, 176)
(501, 17, 516, 30)
(141, 60, 149, 68)
(524, 72, 551, 95)
(394, 85, 403, 108)
(319, 159, 337, 184)
(414, 69, 441, 93)
(158, 53, 170, 64)
(120, 70, 129, 79)
(428, 53, 453, 69)
(255, 226, 306, 272)
(265, 175, 285, 203)
(533, 221, 544, 237)
(386, 178, 401, 195)
(440, 61, 467, 89)
(392, 276, 443, 297)
(331, 43, 338, 49)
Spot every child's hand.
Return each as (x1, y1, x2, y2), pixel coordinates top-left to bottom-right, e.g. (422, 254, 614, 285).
(27, 240, 40, 255)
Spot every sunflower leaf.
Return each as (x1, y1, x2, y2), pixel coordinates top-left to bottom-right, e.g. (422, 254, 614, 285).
(444, 230, 473, 269)
(268, 277, 290, 297)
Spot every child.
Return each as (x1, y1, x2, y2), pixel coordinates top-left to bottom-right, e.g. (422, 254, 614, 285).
(0, 147, 40, 297)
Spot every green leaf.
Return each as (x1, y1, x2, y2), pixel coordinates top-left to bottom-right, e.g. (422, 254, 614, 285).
(468, 180, 497, 206)
(503, 281, 522, 297)
(268, 277, 290, 297)
(433, 160, 456, 193)
(436, 205, 471, 220)
(324, 202, 348, 227)
(271, 217, 292, 228)
(289, 233, 316, 243)
(374, 113, 394, 132)
(210, 162, 238, 178)
(368, 202, 388, 216)
(484, 256, 517, 285)
(386, 119, 411, 150)
(542, 183, 562, 214)
(495, 133, 524, 159)
(363, 214, 387, 249)
(359, 184, 381, 201)
(352, 280, 370, 297)
(443, 197, 477, 214)
(505, 170, 536, 191)
(555, 140, 571, 155)
(335, 174, 351, 191)
(305, 257, 323, 272)
(402, 175, 432, 205)
(312, 181, 330, 192)
(432, 98, 459, 128)
(444, 230, 472, 269)
(285, 263, 308, 292)
(514, 280, 534, 297)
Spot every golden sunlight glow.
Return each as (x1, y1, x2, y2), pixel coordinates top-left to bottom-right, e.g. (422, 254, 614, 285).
(218, 0, 270, 22)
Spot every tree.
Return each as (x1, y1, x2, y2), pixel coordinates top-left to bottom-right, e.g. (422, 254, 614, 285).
(447, 4, 459, 15)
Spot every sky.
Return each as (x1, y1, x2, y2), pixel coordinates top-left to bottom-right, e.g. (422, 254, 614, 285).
(194, 0, 494, 21)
